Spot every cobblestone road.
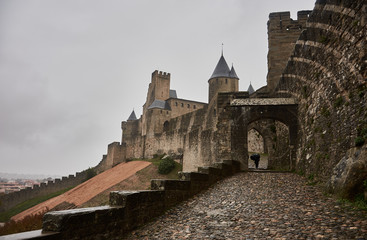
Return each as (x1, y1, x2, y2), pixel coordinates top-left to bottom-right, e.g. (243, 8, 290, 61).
(124, 172, 367, 239)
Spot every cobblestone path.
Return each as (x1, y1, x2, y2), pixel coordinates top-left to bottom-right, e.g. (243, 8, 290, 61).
(124, 172, 367, 240)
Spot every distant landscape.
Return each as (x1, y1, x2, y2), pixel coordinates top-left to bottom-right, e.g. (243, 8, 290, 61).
(0, 172, 61, 181)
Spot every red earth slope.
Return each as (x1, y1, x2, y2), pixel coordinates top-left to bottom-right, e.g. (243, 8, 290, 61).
(11, 161, 151, 221)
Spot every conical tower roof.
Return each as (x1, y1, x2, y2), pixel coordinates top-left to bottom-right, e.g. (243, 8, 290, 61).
(127, 110, 137, 121)
(247, 82, 255, 94)
(229, 65, 239, 79)
(209, 55, 231, 79)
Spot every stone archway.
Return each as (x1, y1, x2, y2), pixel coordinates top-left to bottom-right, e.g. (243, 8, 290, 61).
(229, 98, 298, 171)
(247, 127, 265, 154)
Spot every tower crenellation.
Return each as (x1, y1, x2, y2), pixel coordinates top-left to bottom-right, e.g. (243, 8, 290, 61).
(267, 10, 312, 93)
(152, 70, 171, 79)
(268, 11, 311, 32)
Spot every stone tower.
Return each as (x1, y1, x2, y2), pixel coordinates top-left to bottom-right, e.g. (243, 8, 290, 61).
(208, 54, 239, 103)
(267, 10, 311, 93)
(145, 70, 171, 108)
(141, 70, 171, 136)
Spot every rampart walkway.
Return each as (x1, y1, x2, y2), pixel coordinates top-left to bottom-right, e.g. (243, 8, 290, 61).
(125, 172, 367, 239)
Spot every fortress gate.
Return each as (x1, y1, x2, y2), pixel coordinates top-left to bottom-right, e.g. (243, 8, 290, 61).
(226, 98, 298, 170)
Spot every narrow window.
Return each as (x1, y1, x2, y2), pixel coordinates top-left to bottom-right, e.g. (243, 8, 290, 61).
(225, 79, 228, 84)
(175, 102, 178, 106)
(193, 105, 196, 109)
(163, 121, 169, 132)
(187, 104, 190, 108)
(181, 103, 184, 107)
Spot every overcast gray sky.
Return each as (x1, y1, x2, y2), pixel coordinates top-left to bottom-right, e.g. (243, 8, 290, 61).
(0, 0, 315, 176)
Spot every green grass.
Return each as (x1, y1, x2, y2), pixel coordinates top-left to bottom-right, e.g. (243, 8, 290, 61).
(164, 161, 182, 179)
(128, 156, 182, 179)
(0, 186, 73, 222)
(337, 194, 367, 211)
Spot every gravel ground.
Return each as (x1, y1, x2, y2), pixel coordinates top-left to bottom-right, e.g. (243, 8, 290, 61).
(123, 172, 367, 240)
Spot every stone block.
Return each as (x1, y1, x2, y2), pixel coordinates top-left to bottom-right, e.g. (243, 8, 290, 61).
(223, 160, 241, 173)
(164, 190, 191, 207)
(151, 179, 191, 191)
(212, 162, 232, 177)
(178, 171, 209, 181)
(109, 190, 165, 207)
(198, 167, 223, 183)
(42, 206, 124, 233)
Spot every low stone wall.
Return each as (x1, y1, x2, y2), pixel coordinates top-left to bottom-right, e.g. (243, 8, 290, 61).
(3, 160, 240, 239)
(0, 172, 88, 213)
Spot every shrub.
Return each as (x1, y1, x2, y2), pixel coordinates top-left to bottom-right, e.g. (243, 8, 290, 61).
(158, 157, 175, 174)
(85, 167, 97, 180)
(333, 96, 344, 108)
(355, 136, 365, 147)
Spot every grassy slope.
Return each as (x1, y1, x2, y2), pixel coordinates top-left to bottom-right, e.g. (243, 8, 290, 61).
(0, 187, 73, 222)
(0, 159, 181, 221)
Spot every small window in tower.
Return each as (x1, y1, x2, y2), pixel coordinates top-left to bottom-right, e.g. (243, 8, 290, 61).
(225, 79, 228, 84)
(187, 104, 190, 108)
(160, 110, 162, 114)
(163, 121, 169, 132)
(216, 78, 218, 83)
(181, 103, 184, 107)
(167, 111, 169, 114)
(193, 105, 196, 109)
(175, 102, 178, 106)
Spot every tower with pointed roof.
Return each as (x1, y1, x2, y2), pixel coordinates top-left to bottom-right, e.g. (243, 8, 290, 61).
(127, 110, 137, 121)
(208, 53, 239, 103)
(247, 82, 255, 95)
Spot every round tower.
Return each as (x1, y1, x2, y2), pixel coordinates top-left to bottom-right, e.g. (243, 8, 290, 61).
(208, 54, 239, 103)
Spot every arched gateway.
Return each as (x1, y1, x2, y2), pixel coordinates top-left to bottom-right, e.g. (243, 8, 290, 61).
(217, 97, 298, 171)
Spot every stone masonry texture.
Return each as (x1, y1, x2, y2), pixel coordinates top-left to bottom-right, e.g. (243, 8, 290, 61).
(124, 172, 367, 240)
(275, 0, 367, 186)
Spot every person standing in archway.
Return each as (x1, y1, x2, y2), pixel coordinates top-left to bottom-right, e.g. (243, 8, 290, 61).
(250, 153, 260, 169)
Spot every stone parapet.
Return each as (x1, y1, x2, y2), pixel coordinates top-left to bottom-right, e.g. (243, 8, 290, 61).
(4, 160, 241, 239)
(231, 98, 298, 106)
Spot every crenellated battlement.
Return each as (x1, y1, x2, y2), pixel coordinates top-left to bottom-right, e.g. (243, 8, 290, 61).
(0, 171, 88, 213)
(268, 10, 312, 31)
(267, 10, 312, 93)
(152, 70, 170, 79)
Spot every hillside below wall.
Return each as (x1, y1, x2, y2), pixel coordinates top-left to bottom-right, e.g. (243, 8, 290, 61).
(0, 171, 88, 213)
(276, 0, 367, 186)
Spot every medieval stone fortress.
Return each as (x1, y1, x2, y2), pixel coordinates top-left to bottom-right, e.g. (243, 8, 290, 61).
(1, 0, 367, 238)
(98, 10, 312, 173)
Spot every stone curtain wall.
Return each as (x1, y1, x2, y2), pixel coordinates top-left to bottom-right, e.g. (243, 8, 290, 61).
(0, 172, 87, 213)
(121, 105, 220, 172)
(276, 0, 367, 183)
